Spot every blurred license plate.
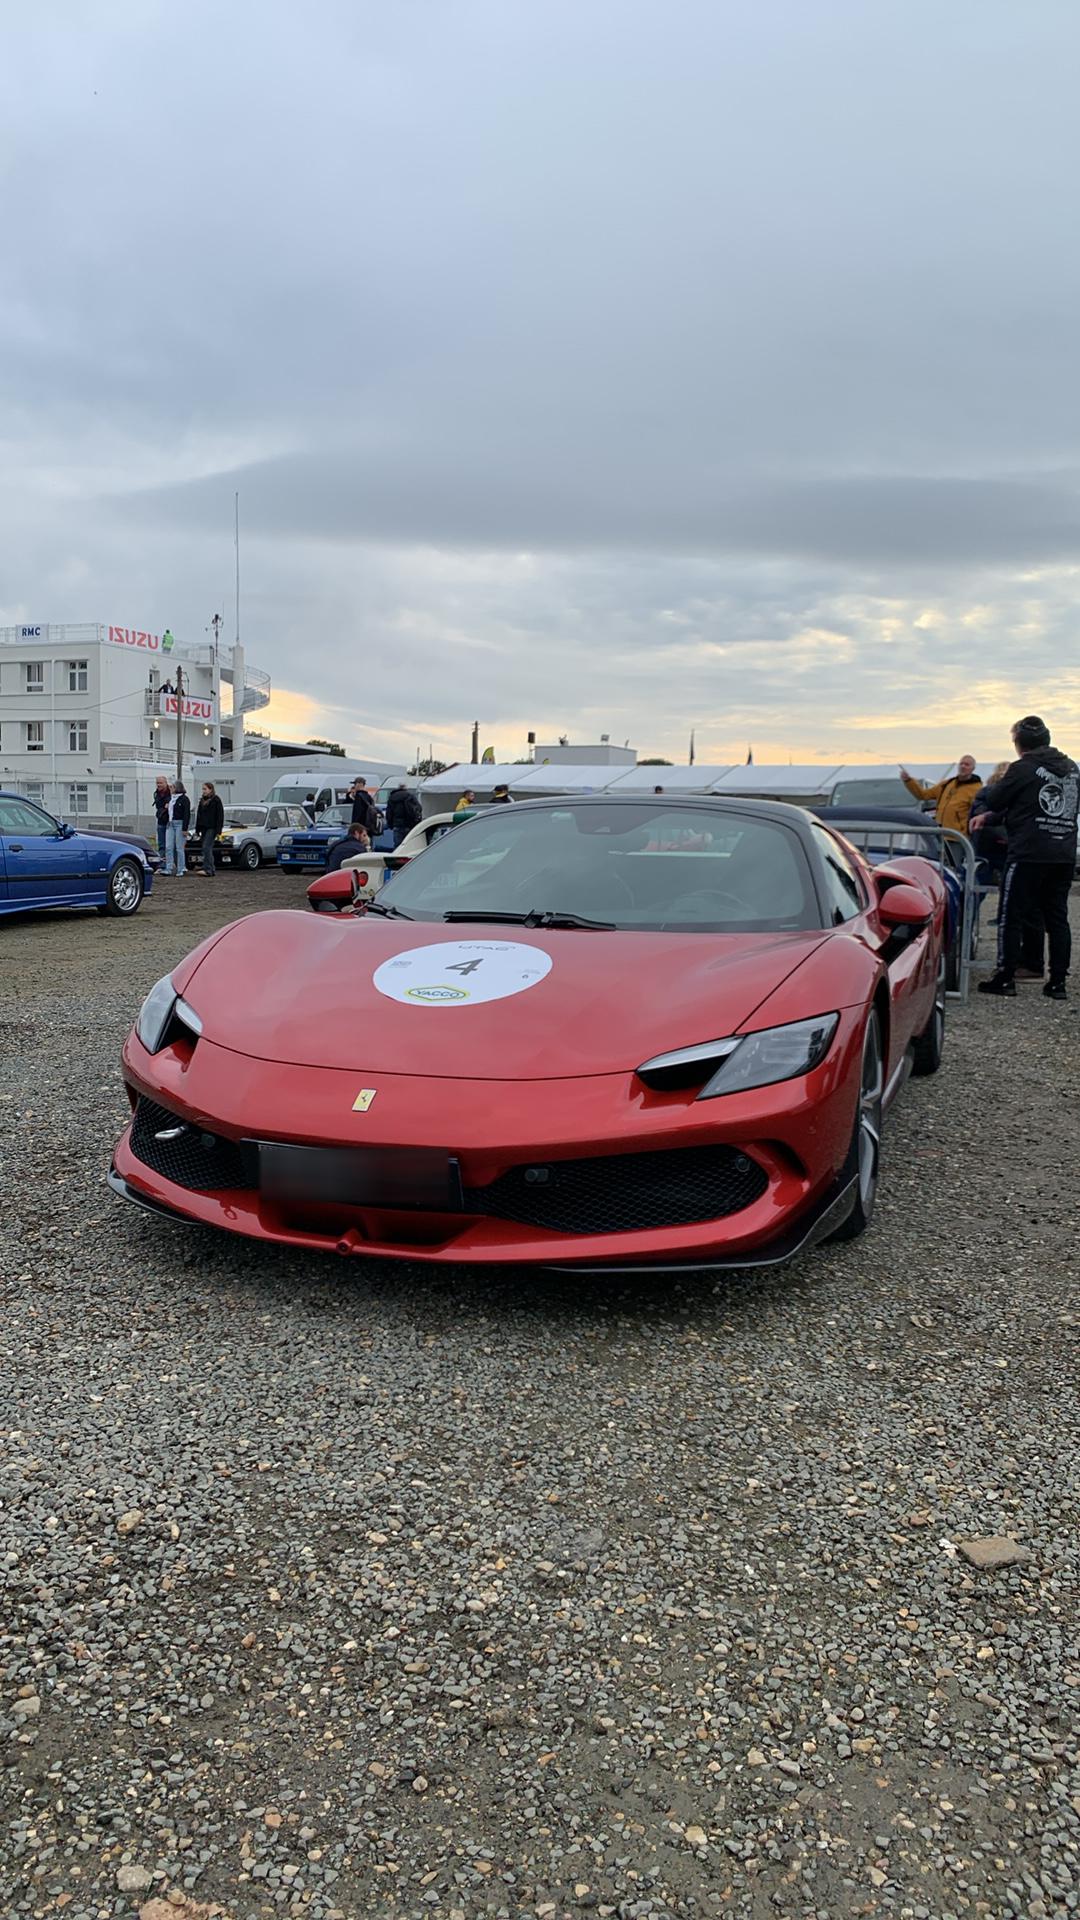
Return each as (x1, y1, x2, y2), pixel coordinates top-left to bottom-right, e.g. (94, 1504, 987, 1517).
(260, 1144, 461, 1211)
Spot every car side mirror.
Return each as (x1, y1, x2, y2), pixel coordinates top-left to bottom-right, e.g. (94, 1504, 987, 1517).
(306, 871, 356, 913)
(877, 882, 933, 928)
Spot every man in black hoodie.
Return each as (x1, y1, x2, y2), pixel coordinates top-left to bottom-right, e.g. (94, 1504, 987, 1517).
(973, 716, 1078, 1000)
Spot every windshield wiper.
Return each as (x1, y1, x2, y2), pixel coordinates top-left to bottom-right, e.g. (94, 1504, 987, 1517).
(365, 898, 414, 919)
(442, 908, 615, 930)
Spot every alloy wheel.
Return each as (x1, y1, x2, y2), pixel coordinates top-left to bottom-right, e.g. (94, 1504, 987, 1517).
(111, 861, 142, 913)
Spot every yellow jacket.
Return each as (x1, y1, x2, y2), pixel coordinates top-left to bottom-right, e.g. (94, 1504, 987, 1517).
(901, 773, 981, 833)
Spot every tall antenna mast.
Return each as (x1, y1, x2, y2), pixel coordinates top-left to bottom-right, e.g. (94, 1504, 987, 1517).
(234, 491, 240, 648)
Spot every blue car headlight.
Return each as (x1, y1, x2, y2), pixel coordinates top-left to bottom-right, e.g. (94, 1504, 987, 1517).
(136, 974, 204, 1053)
(280, 835, 294, 848)
(696, 1013, 839, 1099)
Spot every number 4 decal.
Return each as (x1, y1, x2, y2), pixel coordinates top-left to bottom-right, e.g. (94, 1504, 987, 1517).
(446, 958, 484, 976)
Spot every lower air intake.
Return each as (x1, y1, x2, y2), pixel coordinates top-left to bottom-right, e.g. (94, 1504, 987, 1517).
(128, 1098, 257, 1192)
(465, 1145, 767, 1235)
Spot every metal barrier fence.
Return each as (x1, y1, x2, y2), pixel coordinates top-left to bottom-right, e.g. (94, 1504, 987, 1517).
(825, 817, 982, 1003)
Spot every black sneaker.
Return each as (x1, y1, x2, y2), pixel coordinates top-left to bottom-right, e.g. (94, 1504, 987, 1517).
(978, 973, 1016, 997)
(1043, 981, 1067, 1000)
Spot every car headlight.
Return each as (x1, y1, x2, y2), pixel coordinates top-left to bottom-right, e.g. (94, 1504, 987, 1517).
(280, 835, 294, 847)
(219, 833, 233, 844)
(696, 1013, 839, 1099)
(136, 974, 204, 1053)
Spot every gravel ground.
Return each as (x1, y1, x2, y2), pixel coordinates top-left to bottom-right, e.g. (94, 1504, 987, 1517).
(1, 870, 1078, 1920)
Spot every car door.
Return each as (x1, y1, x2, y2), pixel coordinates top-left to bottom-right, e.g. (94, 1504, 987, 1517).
(262, 806, 290, 856)
(0, 797, 91, 906)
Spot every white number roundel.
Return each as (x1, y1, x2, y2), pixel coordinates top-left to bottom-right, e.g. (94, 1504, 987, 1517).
(373, 940, 553, 1007)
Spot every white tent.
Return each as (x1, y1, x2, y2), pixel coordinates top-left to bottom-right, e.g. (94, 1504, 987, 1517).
(710, 764, 844, 796)
(607, 764, 736, 791)
(420, 757, 1002, 815)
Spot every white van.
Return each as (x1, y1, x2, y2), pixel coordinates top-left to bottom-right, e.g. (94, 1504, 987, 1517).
(264, 775, 355, 817)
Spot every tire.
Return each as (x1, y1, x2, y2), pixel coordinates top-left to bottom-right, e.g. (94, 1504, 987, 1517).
(830, 1011, 883, 1242)
(911, 959, 946, 1076)
(102, 856, 144, 918)
(240, 841, 261, 870)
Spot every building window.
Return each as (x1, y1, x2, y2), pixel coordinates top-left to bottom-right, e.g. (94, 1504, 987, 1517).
(24, 661, 45, 694)
(22, 781, 46, 807)
(103, 781, 125, 813)
(25, 721, 44, 753)
(67, 659, 88, 693)
(67, 784, 89, 816)
(67, 720, 88, 753)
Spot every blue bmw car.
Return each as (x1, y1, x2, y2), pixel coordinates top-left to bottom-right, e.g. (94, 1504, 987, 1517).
(0, 792, 153, 919)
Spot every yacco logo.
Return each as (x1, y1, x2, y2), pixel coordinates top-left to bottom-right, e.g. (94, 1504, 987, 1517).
(108, 625, 161, 650)
(405, 985, 469, 1002)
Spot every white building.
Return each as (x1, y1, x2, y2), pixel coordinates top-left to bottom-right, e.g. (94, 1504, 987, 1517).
(0, 621, 270, 827)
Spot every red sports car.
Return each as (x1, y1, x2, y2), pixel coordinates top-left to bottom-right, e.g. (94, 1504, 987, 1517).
(109, 795, 947, 1272)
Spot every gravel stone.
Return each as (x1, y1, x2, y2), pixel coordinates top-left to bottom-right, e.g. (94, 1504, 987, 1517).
(0, 869, 1077, 1919)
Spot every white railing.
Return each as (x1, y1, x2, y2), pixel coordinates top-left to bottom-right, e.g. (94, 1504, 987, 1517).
(0, 622, 103, 647)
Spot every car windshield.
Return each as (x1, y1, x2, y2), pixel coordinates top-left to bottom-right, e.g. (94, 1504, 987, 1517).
(830, 777, 923, 808)
(317, 807, 351, 830)
(224, 809, 263, 828)
(380, 802, 821, 932)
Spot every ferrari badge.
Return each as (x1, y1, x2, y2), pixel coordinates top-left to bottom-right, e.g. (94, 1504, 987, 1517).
(352, 1089, 377, 1112)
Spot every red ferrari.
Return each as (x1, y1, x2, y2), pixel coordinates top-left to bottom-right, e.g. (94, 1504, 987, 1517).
(109, 795, 947, 1272)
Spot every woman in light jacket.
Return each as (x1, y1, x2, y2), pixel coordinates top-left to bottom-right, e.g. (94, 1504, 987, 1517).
(164, 782, 191, 876)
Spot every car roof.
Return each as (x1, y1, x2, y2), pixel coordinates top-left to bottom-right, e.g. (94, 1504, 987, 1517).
(491, 790, 820, 839)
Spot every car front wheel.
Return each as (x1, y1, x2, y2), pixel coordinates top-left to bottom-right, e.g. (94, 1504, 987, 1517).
(240, 842, 261, 870)
(100, 856, 145, 917)
(830, 1011, 883, 1242)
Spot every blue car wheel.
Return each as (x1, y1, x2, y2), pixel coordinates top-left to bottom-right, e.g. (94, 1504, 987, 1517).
(99, 857, 145, 917)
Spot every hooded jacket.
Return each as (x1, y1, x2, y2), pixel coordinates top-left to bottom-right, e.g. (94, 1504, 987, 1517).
(900, 770, 982, 832)
(980, 746, 1079, 864)
(386, 786, 421, 833)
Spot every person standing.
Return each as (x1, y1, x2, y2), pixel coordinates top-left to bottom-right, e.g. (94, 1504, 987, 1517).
(195, 781, 224, 877)
(899, 755, 982, 832)
(455, 788, 477, 812)
(490, 783, 514, 804)
(165, 781, 190, 877)
(386, 782, 421, 847)
(152, 774, 171, 865)
(349, 779, 377, 836)
(972, 716, 1078, 1000)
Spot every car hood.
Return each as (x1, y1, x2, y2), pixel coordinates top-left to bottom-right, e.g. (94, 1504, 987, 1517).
(185, 911, 829, 1078)
(70, 829, 144, 861)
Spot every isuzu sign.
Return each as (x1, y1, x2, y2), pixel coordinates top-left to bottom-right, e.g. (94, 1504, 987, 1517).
(109, 625, 162, 650)
(164, 694, 215, 722)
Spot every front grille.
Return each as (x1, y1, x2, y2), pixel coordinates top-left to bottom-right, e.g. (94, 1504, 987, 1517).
(129, 1098, 258, 1192)
(465, 1145, 767, 1236)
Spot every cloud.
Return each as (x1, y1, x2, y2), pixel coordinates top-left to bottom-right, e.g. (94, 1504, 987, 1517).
(2, 0, 1080, 762)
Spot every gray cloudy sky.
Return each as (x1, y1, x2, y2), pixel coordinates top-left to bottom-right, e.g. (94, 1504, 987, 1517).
(3, 0, 1078, 765)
